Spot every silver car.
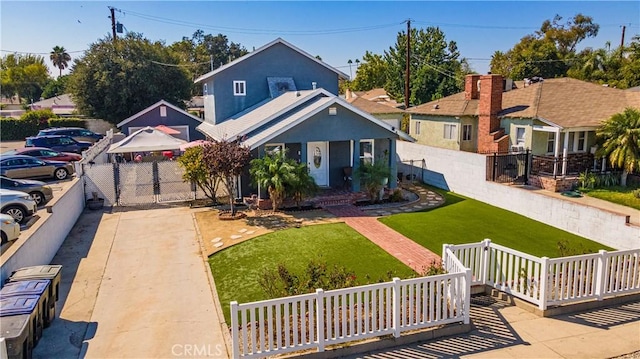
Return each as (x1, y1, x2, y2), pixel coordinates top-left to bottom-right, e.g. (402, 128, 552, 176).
(1, 176, 54, 206)
(1, 213, 20, 244)
(0, 188, 38, 224)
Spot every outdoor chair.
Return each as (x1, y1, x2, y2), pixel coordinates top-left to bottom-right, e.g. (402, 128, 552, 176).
(343, 166, 353, 190)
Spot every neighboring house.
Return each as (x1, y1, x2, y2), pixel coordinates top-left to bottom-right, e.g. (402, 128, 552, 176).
(408, 74, 640, 178)
(30, 94, 76, 117)
(185, 96, 205, 119)
(346, 96, 405, 130)
(117, 100, 206, 142)
(346, 88, 403, 109)
(194, 38, 413, 196)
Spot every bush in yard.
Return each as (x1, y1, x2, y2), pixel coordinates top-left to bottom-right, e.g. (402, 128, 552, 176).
(354, 156, 391, 203)
(178, 146, 220, 204)
(48, 117, 87, 128)
(287, 162, 319, 209)
(20, 109, 58, 129)
(633, 189, 640, 199)
(0, 117, 39, 141)
(258, 259, 357, 298)
(202, 140, 251, 215)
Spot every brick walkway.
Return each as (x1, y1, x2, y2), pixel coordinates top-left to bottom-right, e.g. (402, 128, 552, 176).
(325, 204, 441, 273)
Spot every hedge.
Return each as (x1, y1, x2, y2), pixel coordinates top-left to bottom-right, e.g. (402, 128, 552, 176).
(0, 115, 87, 141)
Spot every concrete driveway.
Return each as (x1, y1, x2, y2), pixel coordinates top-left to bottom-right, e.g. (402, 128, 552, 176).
(33, 206, 230, 358)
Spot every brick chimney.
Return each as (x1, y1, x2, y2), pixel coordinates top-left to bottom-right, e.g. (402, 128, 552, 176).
(477, 74, 508, 153)
(464, 74, 481, 100)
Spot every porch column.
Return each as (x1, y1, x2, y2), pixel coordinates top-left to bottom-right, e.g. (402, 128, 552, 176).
(388, 139, 397, 189)
(352, 139, 361, 192)
(562, 131, 569, 176)
(300, 142, 307, 168)
(553, 128, 561, 177)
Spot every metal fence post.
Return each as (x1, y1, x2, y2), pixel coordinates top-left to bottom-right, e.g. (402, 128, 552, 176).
(315, 289, 325, 352)
(482, 239, 492, 285)
(113, 162, 120, 205)
(539, 257, 549, 310)
(230, 301, 239, 359)
(524, 149, 530, 185)
(392, 277, 401, 338)
(492, 153, 497, 181)
(595, 250, 607, 301)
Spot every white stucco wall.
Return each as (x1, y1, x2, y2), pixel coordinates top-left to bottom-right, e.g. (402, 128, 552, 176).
(397, 142, 639, 250)
(0, 179, 85, 283)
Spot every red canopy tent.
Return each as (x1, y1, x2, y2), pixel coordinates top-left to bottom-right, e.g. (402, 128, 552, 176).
(154, 125, 181, 135)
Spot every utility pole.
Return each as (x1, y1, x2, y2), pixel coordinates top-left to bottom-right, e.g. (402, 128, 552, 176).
(620, 25, 626, 52)
(404, 19, 411, 110)
(109, 7, 117, 41)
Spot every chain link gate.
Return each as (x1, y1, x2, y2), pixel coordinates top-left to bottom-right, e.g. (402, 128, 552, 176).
(117, 162, 156, 205)
(156, 161, 194, 203)
(83, 163, 117, 206)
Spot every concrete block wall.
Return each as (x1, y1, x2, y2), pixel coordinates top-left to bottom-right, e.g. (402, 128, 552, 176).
(397, 142, 638, 250)
(0, 179, 85, 284)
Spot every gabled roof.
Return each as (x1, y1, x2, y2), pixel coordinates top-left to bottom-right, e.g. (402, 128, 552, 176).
(31, 93, 75, 108)
(197, 90, 413, 150)
(117, 100, 203, 128)
(409, 78, 640, 129)
(347, 97, 405, 115)
(194, 38, 349, 84)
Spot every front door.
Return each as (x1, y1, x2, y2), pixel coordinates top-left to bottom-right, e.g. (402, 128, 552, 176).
(307, 142, 329, 187)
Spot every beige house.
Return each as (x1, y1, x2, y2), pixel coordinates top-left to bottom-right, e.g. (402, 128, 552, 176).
(408, 75, 640, 178)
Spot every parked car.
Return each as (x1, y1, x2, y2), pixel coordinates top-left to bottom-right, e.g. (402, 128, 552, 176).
(25, 135, 92, 154)
(3, 147, 82, 162)
(37, 127, 104, 143)
(0, 213, 20, 244)
(0, 176, 54, 206)
(0, 155, 74, 181)
(0, 188, 38, 224)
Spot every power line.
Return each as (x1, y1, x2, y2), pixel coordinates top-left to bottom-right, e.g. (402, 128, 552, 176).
(150, 60, 212, 67)
(1, 49, 85, 55)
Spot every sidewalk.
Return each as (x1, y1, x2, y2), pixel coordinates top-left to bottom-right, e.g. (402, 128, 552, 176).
(345, 295, 640, 359)
(33, 207, 230, 359)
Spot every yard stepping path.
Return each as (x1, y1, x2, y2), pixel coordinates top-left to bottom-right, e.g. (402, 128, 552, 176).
(325, 204, 441, 273)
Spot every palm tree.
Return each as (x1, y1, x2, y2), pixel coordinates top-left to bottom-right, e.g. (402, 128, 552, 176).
(249, 152, 296, 211)
(596, 107, 640, 186)
(50, 46, 71, 77)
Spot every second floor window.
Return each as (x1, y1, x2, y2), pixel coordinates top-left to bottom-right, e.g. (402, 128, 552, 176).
(414, 121, 421, 135)
(233, 81, 246, 96)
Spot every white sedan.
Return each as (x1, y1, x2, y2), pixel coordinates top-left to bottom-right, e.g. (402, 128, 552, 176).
(1, 213, 20, 244)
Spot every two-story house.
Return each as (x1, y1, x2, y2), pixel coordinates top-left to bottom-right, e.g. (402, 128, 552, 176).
(194, 38, 413, 197)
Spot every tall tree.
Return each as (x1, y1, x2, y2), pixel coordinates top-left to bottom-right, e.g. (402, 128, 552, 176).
(41, 75, 69, 98)
(596, 108, 640, 187)
(350, 51, 389, 91)
(384, 26, 466, 106)
(68, 32, 192, 123)
(490, 14, 599, 80)
(169, 31, 248, 96)
(50, 46, 71, 77)
(0, 53, 50, 103)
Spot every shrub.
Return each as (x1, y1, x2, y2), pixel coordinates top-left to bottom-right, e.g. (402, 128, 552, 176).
(0, 117, 39, 141)
(633, 189, 640, 199)
(578, 171, 597, 189)
(20, 109, 58, 129)
(48, 118, 87, 128)
(389, 188, 404, 202)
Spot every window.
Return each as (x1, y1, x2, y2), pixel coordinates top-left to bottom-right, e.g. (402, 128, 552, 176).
(359, 140, 374, 165)
(567, 132, 575, 152)
(515, 127, 526, 145)
(577, 131, 586, 151)
(233, 81, 246, 96)
(443, 124, 457, 140)
(160, 106, 167, 117)
(203, 83, 208, 95)
(547, 132, 556, 153)
(329, 107, 337, 116)
(414, 121, 421, 135)
(462, 124, 472, 141)
(264, 143, 284, 156)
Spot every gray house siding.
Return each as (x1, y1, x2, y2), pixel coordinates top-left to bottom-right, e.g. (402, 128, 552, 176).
(120, 106, 205, 141)
(204, 43, 341, 125)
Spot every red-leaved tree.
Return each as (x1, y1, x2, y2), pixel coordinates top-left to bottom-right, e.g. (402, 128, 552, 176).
(202, 139, 251, 215)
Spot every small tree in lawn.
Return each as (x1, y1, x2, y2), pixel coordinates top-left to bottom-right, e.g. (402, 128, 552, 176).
(288, 162, 319, 209)
(202, 139, 251, 215)
(250, 151, 296, 211)
(177, 146, 219, 204)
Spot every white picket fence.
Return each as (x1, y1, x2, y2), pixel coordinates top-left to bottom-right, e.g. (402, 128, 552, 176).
(230, 241, 639, 358)
(230, 268, 471, 358)
(444, 239, 640, 310)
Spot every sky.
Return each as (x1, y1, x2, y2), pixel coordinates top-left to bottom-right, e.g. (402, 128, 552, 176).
(1, 1, 639, 79)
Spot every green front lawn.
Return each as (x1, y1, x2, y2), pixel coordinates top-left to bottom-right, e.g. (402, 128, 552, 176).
(379, 185, 614, 258)
(579, 186, 640, 210)
(209, 223, 415, 322)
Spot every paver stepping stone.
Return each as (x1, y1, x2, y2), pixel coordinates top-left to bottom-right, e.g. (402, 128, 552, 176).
(213, 242, 224, 248)
(246, 230, 255, 235)
(212, 237, 222, 243)
(238, 228, 247, 233)
(230, 235, 242, 239)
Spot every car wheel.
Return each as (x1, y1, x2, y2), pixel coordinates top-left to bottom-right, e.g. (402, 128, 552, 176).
(2, 205, 26, 224)
(1, 231, 7, 245)
(54, 168, 69, 180)
(30, 191, 45, 206)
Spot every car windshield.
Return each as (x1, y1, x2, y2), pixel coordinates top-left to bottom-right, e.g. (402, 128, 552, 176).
(37, 130, 48, 136)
